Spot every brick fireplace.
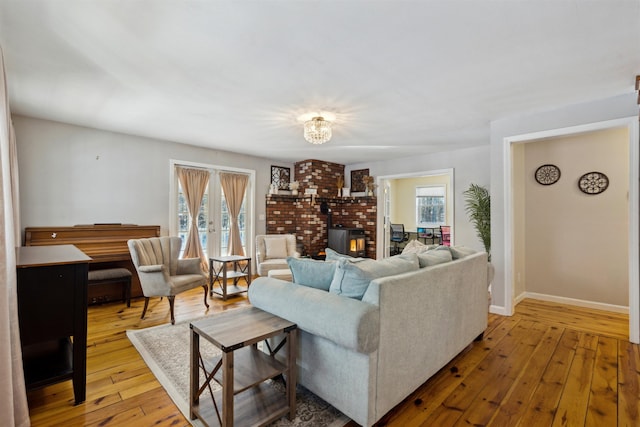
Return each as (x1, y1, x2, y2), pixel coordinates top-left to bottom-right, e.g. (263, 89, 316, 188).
(265, 159, 377, 259)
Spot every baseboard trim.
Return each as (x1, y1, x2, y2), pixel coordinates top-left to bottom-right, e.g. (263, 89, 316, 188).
(489, 305, 510, 315)
(522, 292, 629, 314)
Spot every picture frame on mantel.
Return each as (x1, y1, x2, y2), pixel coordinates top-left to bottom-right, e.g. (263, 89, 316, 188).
(351, 168, 369, 193)
(271, 166, 291, 190)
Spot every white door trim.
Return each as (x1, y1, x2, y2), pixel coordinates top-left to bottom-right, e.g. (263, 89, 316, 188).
(376, 168, 454, 259)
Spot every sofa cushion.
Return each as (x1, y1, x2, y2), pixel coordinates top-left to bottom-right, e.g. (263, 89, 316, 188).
(329, 253, 419, 299)
(287, 257, 336, 291)
(417, 248, 453, 267)
(449, 245, 478, 259)
(401, 239, 437, 254)
(264, 236, 288, 260)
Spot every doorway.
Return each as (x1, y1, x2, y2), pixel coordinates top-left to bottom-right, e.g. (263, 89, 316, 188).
(376, 169, 454, 259)
(169, 160, 256, 261)
(504, 117, 639, 343)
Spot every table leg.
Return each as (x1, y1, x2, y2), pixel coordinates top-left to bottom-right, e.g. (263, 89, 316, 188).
(189, 328, 199, 420)
(222, 262, 228, 301)
(222, 351, 234, 426)
(287, 329, 297, 420)
(208, 259, 214, 297)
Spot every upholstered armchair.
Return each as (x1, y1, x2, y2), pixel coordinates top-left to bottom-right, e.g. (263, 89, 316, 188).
(255, 234, 300, 276)
(127, 236, 209, 324)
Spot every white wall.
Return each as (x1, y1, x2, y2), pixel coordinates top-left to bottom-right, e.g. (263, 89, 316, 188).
(522, 128, 629, 306)
(490, 93, 638, 313)
(347, 145, 491, 254)
(13, 115, 293, 239)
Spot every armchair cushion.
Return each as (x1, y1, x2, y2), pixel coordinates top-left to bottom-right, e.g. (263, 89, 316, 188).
(264, 236, 288, 260)
(177, 257, 203, 275)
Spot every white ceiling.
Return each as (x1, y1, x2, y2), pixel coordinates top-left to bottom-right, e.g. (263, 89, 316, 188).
(1, 0, 639, 164)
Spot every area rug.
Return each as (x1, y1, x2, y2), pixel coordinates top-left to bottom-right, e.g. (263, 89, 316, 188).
(127, 317, 349, 427)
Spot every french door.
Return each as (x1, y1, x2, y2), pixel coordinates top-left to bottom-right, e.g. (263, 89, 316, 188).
(171, 161, 254, 260)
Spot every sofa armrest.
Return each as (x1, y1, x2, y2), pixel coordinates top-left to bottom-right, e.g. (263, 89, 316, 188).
(249, 277, 379, 354)
(177, 257, 203, 275)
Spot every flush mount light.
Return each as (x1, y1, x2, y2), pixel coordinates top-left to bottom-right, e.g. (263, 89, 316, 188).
(303, 116, 332, 144)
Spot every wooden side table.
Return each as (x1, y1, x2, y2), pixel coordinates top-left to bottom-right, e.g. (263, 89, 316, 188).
(190, 307, 297, 426)
(209, 255, 251, 300)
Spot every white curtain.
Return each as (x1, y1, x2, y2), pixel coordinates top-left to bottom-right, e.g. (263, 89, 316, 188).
(0, 45, 30, 426)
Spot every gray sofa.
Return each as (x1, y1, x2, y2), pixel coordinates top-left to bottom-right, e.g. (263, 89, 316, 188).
(248, 249, 489, 427)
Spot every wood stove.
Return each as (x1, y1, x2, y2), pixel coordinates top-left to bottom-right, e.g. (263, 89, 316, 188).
(328, 227, 366, 257)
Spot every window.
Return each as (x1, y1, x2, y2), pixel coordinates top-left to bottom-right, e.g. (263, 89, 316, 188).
(416, 185, 445, 226)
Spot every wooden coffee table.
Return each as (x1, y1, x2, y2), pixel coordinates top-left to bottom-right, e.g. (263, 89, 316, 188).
(189, 307, 297, 426)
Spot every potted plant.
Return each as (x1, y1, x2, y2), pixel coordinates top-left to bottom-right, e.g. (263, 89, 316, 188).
(463, 183, 491, 260)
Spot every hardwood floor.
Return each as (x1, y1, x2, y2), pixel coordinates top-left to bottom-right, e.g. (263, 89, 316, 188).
(25, 291, 638, 426)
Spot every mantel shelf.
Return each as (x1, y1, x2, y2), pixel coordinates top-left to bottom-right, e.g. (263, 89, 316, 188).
(266, 194, 377, 203)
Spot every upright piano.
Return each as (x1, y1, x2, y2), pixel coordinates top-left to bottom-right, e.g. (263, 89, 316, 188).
(24, 224, 161, 304)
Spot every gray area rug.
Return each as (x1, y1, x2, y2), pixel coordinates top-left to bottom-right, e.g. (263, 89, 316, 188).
(127, 317, 349, 427)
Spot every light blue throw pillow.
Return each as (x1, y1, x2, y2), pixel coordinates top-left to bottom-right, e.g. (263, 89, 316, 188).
(287, 257, 336, 291)
(329, 253, 419, 299)
(324, 247, 366, 262)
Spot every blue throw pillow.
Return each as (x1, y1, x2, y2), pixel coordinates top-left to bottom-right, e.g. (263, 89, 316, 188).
(329, 253, 419, 299)
(286, 257, 337, 291)
(324, 247, 366, 262)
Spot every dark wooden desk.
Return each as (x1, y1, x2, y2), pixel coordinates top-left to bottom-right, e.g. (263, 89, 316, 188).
(16, 245, 91, 405)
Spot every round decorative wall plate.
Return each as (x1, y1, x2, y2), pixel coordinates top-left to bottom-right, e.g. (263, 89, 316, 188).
(578, 171, 609, 195)
(534, 164, 561, 185)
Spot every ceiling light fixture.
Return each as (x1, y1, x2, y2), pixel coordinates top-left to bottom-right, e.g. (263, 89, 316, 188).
(303, 116, 332, 144)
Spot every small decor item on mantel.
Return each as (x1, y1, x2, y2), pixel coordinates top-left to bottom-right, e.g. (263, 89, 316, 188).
(268, 183, 278, 195)
(534, 164, 561, 185)
(289, 180, 300, 196)
(336, 174, 344, 197)
(342, 187, 350, 197)
(578, 171, 609, 195)
(363, 175, 375, 196)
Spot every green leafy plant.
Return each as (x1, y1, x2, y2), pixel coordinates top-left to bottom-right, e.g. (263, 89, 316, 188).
(463, 184, 491, 260)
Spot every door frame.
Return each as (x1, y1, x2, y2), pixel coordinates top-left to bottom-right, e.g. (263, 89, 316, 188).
(376, 168, 454, 259)
(169, 159, 256, 262)
(502, 117, 639, 343)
